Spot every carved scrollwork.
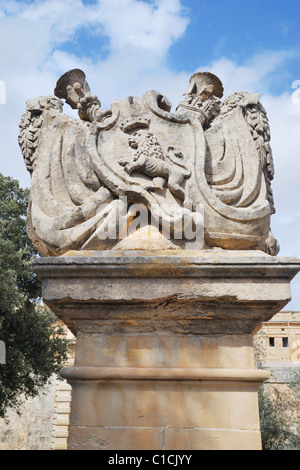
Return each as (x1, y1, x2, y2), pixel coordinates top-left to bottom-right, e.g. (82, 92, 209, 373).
(19, 69, 278, 256)
(18, 96, 63, 173)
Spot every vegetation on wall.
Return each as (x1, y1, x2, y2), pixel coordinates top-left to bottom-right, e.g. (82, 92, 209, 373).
(254, 329, 300, 450)
(258, 384, 300, 450)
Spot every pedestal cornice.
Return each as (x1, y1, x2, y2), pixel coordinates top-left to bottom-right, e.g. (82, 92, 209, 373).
(33, 250, 300, 336)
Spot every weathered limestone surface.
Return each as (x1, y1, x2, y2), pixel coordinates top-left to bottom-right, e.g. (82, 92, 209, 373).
(0, 378, 56, 450)
(33, 250, 300, 450)
(19, 69, 278, 256)
(21, 69, 300, 450)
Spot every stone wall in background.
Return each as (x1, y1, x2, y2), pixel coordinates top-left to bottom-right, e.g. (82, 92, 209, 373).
(0, 377, 56, 450)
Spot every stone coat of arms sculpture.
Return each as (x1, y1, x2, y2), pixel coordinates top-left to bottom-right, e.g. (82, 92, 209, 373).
(19, 69, 279, 256)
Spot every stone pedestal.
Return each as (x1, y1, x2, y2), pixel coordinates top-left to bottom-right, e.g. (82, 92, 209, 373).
(34, 250, 300, 450)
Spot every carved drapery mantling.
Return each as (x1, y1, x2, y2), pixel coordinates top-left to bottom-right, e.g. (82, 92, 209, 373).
(19, 69, 278, 256)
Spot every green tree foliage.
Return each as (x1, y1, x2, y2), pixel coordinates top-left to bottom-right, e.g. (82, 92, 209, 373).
(259, 385, 300, 450)
(0, 173, 68, 418)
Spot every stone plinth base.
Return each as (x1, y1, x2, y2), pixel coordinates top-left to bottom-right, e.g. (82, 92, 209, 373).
(61, 363, 268, 450)
(33, 250, 300, 450)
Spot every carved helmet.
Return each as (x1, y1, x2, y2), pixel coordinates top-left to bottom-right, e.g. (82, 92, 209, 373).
(54, 69, 90, 109)
(186, 72, 224, 99)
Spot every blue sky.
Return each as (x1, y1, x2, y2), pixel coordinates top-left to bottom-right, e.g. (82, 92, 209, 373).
(0, 0, 300, 308)
(168, 0, 299, 91)
(53, 0, 300, 95)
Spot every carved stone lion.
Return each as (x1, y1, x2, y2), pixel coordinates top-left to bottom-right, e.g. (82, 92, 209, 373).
(119, 131, 190, 200)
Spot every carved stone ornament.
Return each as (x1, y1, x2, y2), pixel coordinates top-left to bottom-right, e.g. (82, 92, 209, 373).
(19, 69, 279, 256)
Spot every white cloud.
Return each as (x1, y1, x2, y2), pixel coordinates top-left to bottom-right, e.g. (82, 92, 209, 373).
(0, 0, 190, 186)
(199, 50, 297, 96)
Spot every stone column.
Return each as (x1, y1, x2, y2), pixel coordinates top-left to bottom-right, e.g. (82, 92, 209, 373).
(34, 250, 300, 450)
